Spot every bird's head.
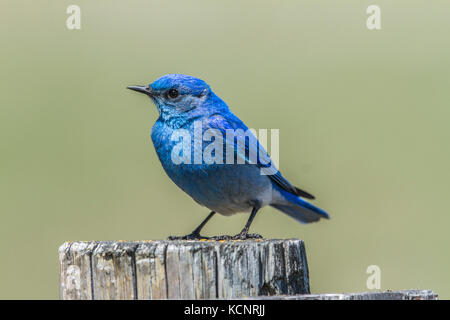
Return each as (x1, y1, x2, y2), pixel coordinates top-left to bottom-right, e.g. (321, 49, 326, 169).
(128, 74, 224, 121)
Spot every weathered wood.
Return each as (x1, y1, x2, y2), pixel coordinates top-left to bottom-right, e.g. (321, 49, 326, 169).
(59, 239, 310, 299)
(91, 241, 138, 299)
(58, 241, 97, 300)
(251, 290, 438, 300)
(59, 240, 437, 300)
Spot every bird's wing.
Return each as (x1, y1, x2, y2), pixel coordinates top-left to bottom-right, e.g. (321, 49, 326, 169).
(206, 113, 315, 200)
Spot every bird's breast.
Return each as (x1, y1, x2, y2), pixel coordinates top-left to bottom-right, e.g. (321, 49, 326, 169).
(150, 120, 273, 215)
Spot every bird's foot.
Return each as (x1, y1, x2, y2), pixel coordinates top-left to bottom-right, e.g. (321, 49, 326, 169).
(233, 232, 264, 240)
(209, 235, 233, 241)
(208, 233, 264, 241)
(168, 233, 208, 240)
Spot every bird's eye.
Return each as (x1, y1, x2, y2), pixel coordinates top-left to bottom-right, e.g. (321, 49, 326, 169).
(167, 88, 179, 99)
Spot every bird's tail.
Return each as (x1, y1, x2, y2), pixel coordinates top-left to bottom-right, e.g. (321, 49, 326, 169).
(271, 189, 329, 224)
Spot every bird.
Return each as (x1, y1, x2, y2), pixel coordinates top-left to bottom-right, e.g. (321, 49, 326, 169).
(127, 74, 329, 240)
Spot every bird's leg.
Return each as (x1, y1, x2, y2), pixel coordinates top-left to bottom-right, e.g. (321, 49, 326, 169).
(189, 211, 215, 238)
(168, 211, 215, 240)
(233, 207, 264, 240)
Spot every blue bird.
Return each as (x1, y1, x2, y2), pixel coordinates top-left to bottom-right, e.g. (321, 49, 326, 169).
(128, 74, 329, 239)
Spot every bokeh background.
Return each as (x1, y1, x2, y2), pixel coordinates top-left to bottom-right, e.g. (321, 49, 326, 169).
(1, 0, 449, 299)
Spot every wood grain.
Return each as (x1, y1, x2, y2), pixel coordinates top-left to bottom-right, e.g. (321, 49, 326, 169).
(59, 240, 437, 300)
(59, 239, 309, 299)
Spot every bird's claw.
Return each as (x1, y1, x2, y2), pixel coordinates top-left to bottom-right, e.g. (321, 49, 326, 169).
(208, 235, 233, 241)
(208, 233, 264, 241)
(168, 233, 208, 240)
(233, 232, 264, 240)
(169, 231, 264, 241)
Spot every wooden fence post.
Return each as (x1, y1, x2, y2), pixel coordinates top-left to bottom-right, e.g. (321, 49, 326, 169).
(59, 239, 438, 300)
(59, 239, 309, 300)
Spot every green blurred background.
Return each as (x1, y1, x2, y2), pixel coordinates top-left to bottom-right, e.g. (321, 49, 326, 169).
(1, 0, 449, 299)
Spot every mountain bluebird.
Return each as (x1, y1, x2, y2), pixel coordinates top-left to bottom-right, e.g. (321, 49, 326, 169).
(128, 74, 329, 239)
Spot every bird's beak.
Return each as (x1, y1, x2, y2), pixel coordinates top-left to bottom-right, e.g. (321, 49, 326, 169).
(127, 85, 154, 97)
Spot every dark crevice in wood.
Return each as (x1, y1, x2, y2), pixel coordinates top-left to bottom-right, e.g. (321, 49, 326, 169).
(163, 243, 169, 299)
(214, 250, 219, 299)
(301, 241, 311, 294)
(130, 246, 138, 300)
(89, 242, 99, 300)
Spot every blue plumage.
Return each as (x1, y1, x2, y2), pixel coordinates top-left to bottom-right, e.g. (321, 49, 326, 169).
(128, 74, 329, 239)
